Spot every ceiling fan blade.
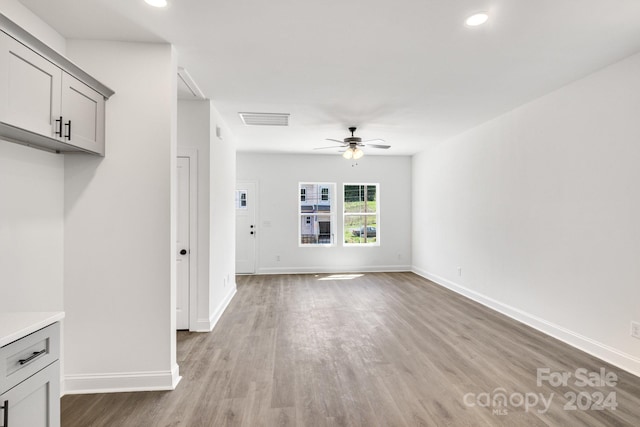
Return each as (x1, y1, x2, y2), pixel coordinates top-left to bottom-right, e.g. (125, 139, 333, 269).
(314, 145, 345, 150)
(366, 144, 391, 149)
(325, 138, 345, 144)
(362, 138, 386, 144)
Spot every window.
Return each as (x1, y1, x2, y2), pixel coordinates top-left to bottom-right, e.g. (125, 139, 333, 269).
(344, 184, 379, 245)
(299, 182, 336, 246)
(235, 190, 247, 209)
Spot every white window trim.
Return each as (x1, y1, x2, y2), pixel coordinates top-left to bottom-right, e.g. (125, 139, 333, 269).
(343, 183, 380, 247)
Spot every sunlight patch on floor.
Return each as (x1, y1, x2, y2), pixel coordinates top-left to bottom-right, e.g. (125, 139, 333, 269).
(317, 274, 364, 281)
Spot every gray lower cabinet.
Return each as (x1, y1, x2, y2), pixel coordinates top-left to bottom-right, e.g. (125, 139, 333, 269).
(0, 323, 61, 427)
(1, 361, 60, 427)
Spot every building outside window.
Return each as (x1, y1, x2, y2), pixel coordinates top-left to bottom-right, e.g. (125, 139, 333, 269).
(299, 182, 335, 246)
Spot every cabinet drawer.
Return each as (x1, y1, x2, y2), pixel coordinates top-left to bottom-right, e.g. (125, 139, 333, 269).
(0, 323, 59, 393)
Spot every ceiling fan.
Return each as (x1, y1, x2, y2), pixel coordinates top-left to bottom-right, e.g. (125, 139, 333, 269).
(315, 127, 390, 159)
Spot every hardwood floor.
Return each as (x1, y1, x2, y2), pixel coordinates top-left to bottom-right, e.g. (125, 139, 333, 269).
(62, 272, 640, 426)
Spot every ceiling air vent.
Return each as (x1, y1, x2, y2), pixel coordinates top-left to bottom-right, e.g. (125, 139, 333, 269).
(239, 112, 290, 126)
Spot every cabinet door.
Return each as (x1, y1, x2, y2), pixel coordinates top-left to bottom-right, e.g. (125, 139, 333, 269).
(0, 361, 60, 427)
(61, 73, 105, 156)
(0, 32, 62, 138)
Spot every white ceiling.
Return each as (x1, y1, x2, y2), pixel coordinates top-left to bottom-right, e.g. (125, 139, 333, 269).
(18, 0, 640, 156)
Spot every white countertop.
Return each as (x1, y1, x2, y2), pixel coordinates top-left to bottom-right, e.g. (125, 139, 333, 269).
(0, 312, 65, 347)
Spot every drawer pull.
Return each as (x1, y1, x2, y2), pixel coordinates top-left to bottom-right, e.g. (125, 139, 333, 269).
(18, 349, 46, 366)
(1, 399, 8, 427)
(55, 116, 63, 137)
(64, 120, 72, 141)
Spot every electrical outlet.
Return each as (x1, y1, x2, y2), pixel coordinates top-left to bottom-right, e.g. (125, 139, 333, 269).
(457, 267, 462, 277)
(631, 321, 640, 339)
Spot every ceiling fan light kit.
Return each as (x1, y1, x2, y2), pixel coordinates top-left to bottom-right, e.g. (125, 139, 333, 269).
(342, 146, 364, 160)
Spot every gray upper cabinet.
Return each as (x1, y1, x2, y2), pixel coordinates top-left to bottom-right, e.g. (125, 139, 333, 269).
(0, 34, 62, 139)
(0, 13, 113, 156)
(61, 73, 106, 155)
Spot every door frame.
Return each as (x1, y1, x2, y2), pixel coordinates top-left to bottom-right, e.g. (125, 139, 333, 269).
(236, 180, 258, 274)
(177, 148, 198, 331)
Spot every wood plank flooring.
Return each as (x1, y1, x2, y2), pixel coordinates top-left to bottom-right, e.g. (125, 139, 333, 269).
(61, 272, 640, 426)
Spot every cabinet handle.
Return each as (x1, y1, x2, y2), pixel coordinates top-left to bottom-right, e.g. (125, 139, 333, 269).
(18, 349, 46, 366)
(64, 120, 72, 141)
(55, 116, 63, 137)
(1, 400, 7, 427)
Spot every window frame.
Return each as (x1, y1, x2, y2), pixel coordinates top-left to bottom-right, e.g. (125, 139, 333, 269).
(298, 182, 336, 247)
(343, 183, 380, 247)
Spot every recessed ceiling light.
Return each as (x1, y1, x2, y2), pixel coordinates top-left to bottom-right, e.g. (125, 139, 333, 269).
(145, 0, 167, 7)
(465, 12, 489, 27)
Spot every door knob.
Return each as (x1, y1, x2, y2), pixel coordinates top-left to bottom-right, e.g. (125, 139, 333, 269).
(180, 249, 187, 255)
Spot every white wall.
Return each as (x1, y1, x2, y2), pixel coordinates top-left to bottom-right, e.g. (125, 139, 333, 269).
(0, 1, 65, 313)
(63, 40, 179, 393)
(208, 104, 237, 323)
(237, 153, 412, 273)
(0, 141, 63, 312)
(412, 52, 640, 376)
(177, 100, 237, 332)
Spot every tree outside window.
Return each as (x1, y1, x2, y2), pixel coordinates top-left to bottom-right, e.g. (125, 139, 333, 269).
(343, 184, 379, 245)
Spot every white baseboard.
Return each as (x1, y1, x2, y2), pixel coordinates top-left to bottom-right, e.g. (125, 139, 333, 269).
(191, 317, 214, 332)
(63, 364, 181, 395)
(257, 265, 411, 275)
(190, 284, 237, 332)
(412, 267, 640, 378)
(208, 284, 237, 331)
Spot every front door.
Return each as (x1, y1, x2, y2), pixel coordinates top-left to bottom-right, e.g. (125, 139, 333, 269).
(236, 182, 256, 274)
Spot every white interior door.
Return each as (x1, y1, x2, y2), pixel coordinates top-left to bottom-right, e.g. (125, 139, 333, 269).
(176, 157, 190, 330)
(236, 182, 256, 274)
